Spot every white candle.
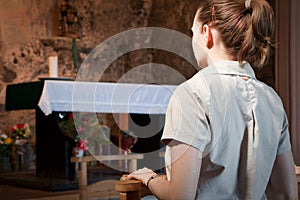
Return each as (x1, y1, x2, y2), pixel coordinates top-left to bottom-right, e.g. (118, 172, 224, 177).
(48, 56, 58, 77)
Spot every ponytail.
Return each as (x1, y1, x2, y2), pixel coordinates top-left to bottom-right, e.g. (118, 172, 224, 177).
(196, 0, 275, 68)
(239, 0, 274, 68)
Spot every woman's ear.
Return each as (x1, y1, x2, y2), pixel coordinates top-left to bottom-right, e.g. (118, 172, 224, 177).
(202, 24, 213, 49)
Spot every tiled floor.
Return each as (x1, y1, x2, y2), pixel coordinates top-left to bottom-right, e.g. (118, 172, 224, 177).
(0, 184, 79, 200)
(0, 180, 120, 200)
(0, 164, 122, 200)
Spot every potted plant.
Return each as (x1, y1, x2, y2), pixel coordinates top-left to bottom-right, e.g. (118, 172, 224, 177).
(72, 136, 89, 157)
(10, 123, 33, 170)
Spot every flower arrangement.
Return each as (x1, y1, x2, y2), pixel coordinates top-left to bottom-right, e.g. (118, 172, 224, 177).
(0, 124, 33, 171)
(0, 132, 13, 157)
(9, 123, 32, 158)
(74, 136, 89, 151)
(72, 135, 89, 157)
(57, 112, 108, 142)
(57, 112, 99, 140)
(10, 123, 32, 142)
(57, 112, 77, 140)
(57, 112, 114, 157)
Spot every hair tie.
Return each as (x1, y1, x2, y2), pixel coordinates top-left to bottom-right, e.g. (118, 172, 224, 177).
(245, 0, 251, 9)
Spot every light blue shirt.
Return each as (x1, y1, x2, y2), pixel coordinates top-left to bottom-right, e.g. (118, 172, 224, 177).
(162, 61, 291, 199)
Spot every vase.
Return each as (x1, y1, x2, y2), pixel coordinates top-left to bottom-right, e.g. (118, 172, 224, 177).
(14, 146, 24, 171)
(13, 143, 34, 171)
(73, 148, 84, 157)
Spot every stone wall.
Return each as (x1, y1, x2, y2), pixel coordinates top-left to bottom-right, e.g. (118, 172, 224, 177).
(0, 0, 275, 144)
(0, 0, 198, 143)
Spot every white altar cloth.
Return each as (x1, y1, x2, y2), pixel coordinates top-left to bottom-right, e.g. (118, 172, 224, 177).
(38, 80, 177, 115)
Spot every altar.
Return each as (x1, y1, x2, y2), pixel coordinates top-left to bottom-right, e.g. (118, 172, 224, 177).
(38, 80, 176, 115)
(6, 80, 176, 180)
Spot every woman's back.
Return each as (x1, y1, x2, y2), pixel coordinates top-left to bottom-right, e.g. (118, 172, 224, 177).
(183, 60, 291, 199)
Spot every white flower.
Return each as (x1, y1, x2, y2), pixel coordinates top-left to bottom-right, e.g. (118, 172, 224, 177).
(1, 133, 7, 139)
(15, 139, 27, 145)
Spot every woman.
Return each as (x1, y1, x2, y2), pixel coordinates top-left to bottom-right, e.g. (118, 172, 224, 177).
(128, 0, 297, 199)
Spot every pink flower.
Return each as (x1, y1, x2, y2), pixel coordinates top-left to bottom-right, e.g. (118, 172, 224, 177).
(76, 139, 88, 151)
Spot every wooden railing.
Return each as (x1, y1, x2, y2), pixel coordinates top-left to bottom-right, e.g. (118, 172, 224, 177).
(71, 154, 143, 200)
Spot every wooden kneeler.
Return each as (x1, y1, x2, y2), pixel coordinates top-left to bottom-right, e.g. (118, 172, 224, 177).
(115, 174, 165, 200)
(115, 179, 143, 200)
(115, 177, 152, 200)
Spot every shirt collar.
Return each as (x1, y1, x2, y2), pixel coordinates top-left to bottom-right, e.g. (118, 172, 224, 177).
(204, 60, 256, 79)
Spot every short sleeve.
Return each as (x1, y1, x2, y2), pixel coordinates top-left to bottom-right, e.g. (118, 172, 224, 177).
(161, 82, 211, 152)
(277, 112, 292, 155)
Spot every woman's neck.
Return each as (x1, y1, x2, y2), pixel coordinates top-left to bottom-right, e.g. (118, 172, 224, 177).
(207, 43, 234, 66)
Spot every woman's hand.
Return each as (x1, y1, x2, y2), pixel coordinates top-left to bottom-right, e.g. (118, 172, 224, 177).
(127, 167, 157, 186)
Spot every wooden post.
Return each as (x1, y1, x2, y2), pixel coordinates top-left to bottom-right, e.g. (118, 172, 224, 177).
(129, 159, 137, 172)
(79, 162, 88, 200)
(115, 179, 142, 200)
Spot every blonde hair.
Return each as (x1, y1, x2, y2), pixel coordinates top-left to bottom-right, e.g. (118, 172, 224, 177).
(196, 0, 274, 68)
